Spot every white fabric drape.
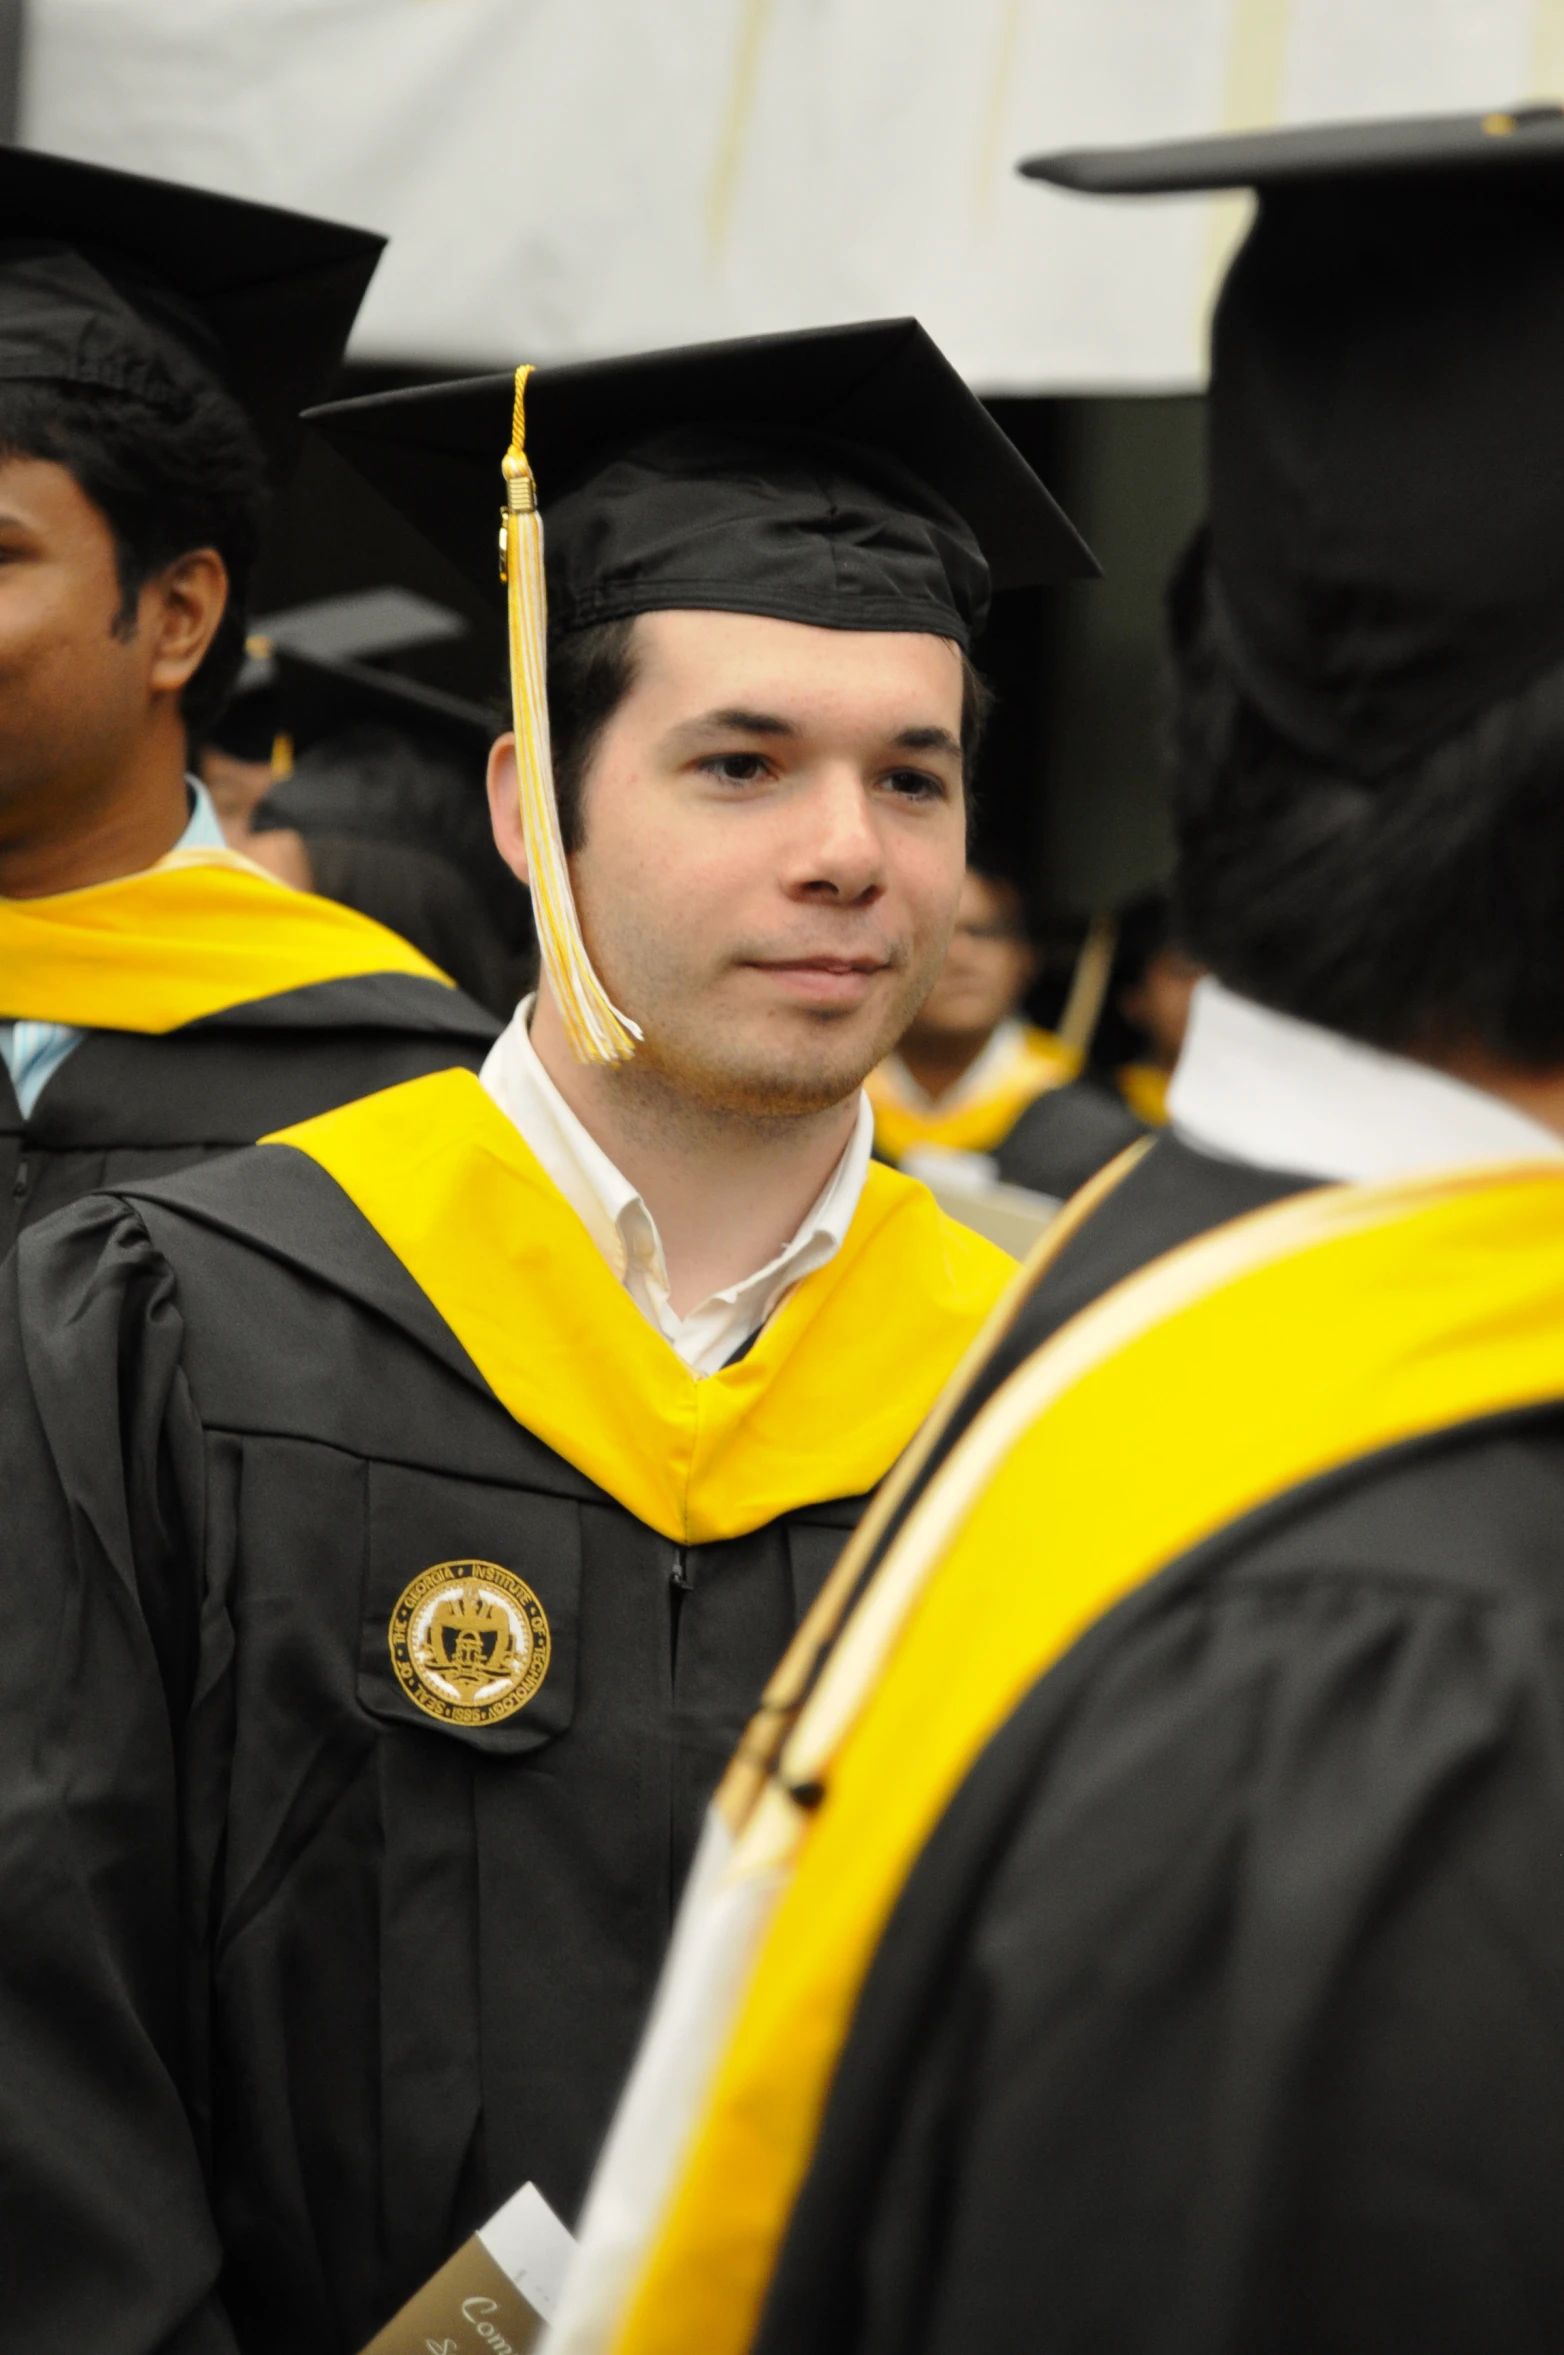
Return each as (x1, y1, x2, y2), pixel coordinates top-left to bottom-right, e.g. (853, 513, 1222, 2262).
(21, 0, 1559, 388)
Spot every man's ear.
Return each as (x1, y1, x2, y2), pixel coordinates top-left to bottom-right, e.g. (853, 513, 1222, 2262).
(145, 547, 229, 694)
(487, 733, 531, 885)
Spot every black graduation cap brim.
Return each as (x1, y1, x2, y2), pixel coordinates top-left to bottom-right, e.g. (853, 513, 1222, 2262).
(273, 647, 500, 765)
(1020, 102, 1564, 195)
(0, 145, 384, 482)
(305, 318, 1099, 614)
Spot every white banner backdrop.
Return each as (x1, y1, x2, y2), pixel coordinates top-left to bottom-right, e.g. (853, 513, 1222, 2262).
(19, 0, 1564, 388)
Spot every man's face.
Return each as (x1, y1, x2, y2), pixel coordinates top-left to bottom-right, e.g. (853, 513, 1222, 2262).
(0, 455, 222, 844)
(1121, 943, 1204, 1070)
(546, 608, 969, 1115)
(904, 869, 1035, 1046)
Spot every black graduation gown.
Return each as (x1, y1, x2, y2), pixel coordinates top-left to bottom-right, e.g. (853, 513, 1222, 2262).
(0, 1090, 1006, 2355)
(752, 1136, 1564, 2355)
(0, 970, 498, 1253)
(990, 1072, 1145, 1201)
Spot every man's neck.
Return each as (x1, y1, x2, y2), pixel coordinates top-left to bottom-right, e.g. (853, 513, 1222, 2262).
(896, 1021, 1002, 1104)
(0, 733, 190, 899)
(529, 987, 861, 1316)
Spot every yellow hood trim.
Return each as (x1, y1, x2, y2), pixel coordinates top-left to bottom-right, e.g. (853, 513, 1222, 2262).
(265, 1066, 1015, 1545)
(0, 846, 451, 1032)
(1118, 1060, 1171, 1126)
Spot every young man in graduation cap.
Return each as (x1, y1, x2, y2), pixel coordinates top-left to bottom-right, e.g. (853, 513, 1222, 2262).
(545, 111, 1564, 2355)
(0, 317, 1093, 2352)
(0, 149, 500, 1249)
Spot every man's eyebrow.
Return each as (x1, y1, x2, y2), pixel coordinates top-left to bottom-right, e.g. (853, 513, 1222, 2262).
(687, 707, 799, 738)
(671, 712, 962, 756)
(894, 724, 963, 758)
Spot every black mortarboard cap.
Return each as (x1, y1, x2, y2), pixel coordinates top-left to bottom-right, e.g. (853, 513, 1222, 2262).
(262, 585, 469, 666)
(272, 646, 498, 769)
(1023, 106, 1564, 777)
(306, 318, 1098, 651)
(203, 589, 471, 759)
(0, 145, 384, 483)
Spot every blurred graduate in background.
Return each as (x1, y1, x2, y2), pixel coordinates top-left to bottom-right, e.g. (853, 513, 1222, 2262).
(248, 647, 531, 1017)
(1086, 885, 1203, 1126)
(867, 861, 1144, 1222)
(196, 587, 533, 1017)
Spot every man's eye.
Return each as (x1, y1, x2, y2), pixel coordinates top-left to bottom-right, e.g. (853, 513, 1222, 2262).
(881, 767, 946, 801)
(701, 752, 772, 784)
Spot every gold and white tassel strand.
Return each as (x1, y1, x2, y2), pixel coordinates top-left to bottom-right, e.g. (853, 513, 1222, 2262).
(501, 364, 641, 1064)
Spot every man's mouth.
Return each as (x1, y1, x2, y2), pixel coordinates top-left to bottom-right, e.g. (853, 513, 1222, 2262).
(744, 954, 892, 1007)
(756, 955, 888, 975)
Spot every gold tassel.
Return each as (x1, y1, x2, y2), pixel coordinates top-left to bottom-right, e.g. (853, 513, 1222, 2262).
(501, 364, 641, 1064)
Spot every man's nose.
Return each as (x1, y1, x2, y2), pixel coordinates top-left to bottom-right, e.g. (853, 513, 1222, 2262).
(789, 767, 885, 901)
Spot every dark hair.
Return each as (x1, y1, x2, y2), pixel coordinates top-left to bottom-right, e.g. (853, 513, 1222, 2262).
(962, 863, 1038, 947)
(549, 616, 639, 855)
(0, 377, 267, 743)
(547, 613, 993, 854)
(1168, 534, 1564, 1069)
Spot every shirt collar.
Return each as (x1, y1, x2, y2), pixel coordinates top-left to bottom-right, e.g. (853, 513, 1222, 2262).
(182, 775, 227, 850)
(479, 995, 875, 1374)
(479, 994, 642, 1275)
(1168, 976, 1564, 1182)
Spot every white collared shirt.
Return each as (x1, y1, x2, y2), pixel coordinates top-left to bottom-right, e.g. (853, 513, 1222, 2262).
(1168, 975, 1564, 1183)
(480, 997, 875, 1377)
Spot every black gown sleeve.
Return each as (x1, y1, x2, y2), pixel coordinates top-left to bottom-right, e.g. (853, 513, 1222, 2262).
(760, 1439, 1564, 2355)
(0, 1199, 236, 2353)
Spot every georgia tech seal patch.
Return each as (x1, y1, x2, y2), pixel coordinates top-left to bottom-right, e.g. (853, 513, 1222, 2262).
(388, 1560, 551, 1727)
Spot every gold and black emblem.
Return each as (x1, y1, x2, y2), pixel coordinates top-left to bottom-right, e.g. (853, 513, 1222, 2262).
(388, 1559, 551, 1727)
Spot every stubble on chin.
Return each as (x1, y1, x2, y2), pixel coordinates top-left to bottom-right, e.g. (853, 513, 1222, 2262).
(636, 978, 935, 1122)
(622, 1024, 862, 1121)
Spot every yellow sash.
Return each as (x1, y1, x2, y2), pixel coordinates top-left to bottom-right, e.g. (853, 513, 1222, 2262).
(866, 1023, 1078, 1161)
(265, 1067, 1015, 1544)
(0, 846, 449, 1031)
(1117, 1060, 1170, 1126)
(613, 1159, 1564, 2354)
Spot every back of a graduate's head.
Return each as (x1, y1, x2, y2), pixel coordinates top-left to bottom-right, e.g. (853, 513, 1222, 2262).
(0, 375, 266, 743)
(1168, 533, 1564, 1071)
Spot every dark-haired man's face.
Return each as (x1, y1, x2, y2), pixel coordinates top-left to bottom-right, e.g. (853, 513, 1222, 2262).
(492, 607, 968, 1115)
(0, 454, 227, 892)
